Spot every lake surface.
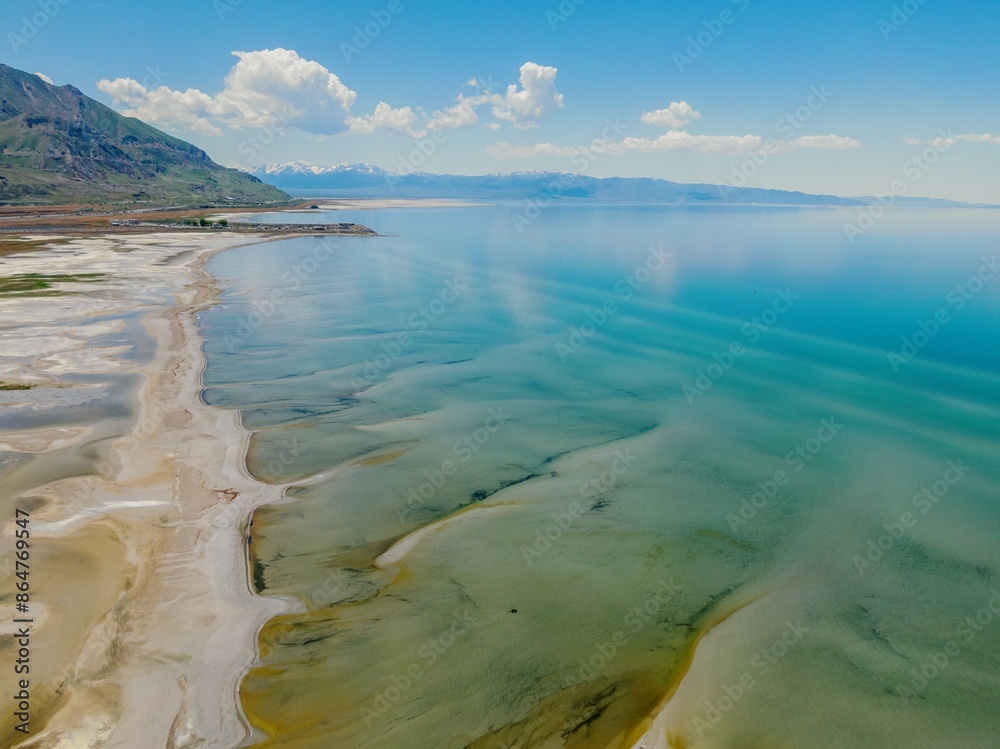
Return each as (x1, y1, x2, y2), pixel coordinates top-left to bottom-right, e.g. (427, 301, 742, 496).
(200, 204, 1000, 748)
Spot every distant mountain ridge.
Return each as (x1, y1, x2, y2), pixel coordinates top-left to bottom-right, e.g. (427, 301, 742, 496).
(249, 161, 989, 209)
(0, 64, 287, 205)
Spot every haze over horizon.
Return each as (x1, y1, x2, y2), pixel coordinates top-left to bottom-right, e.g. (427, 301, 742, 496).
(6, 0, 1000, 203)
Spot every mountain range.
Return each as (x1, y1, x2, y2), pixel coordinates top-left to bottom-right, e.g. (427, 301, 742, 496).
(249, 161, 989, 209)
(0, 64, 287, 205)
(0, 59, 988, 211)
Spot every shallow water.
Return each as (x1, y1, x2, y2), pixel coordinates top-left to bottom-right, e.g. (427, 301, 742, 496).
(200, 204, 1000, 748)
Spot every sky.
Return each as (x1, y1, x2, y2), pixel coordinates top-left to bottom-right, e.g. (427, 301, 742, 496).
(5, 0, 1000, 202)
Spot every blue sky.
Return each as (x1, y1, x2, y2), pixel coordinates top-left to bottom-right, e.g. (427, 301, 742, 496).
(6, 0, 1000, 201)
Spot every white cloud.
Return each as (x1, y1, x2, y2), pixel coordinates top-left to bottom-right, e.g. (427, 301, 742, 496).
(491, 131, 861, 159)
(99, 48, 357, 137)
(489, 142, 590, 159)
(791, 134, 862, 150)
(346, 101, 423, 137)
(929, 136, 957, 149)
(641, 102, 701, 129)
(909, 133, 1000, 148)
(34, 72, 53, 84)
(97, 78, 225, 136)
(426, 95, 481, 131)
(220, 48, 356, 134)
(491, 99, 860, 161)
(97, 52, 563, 139)
(427, 62, 564, 131)
(619, 132, 763, 154)
(954, 132, 1000, 145)
(491, 62, 564, 129)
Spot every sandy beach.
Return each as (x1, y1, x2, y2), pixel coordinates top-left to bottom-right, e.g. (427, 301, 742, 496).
(0, 233, 299, 748)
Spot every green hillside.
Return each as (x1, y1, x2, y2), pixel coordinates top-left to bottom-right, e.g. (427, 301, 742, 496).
(0, 64, 288, 205)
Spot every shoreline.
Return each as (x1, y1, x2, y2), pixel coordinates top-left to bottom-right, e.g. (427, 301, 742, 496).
(0, 232, 301, 748)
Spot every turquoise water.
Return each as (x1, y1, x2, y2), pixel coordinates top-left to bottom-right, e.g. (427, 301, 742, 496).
(200, 205, 1000, 748)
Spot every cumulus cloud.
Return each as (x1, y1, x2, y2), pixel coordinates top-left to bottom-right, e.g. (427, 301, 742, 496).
(426, 62, 564, 131)
(97, 78, 224, 136)
(98, 48, 357, 137)
(222, 48, 357, 133)
(641, 101, 701, 129)
(426, 95, 481, 131)
(97, 52, 562, 140)
(34, 72, 53, 84)
(346, 101, 423, 137)
(491, 62, 564, 128)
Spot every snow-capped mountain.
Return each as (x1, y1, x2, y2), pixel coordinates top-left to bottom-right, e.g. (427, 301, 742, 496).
(254, 162, 393, 178)
(245, 163, 985, 208)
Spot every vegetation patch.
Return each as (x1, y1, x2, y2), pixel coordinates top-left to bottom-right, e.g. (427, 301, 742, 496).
(0, 272, 106, 297)
(0, 382, 34, 391)
(0, 237, 71, 256)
